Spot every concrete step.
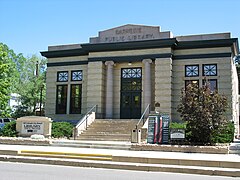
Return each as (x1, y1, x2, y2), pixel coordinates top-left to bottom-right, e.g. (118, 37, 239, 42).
(76, 138, 131, 141)
(86, 127, 134, 131)
(52, 140, 132, 150)
(88, 124, 135, 130)
(81, 130, 132, 134)
(79, 134, 131, 137)
(90, 125, 137, 128)
(81, 131, 131, 133)
(76, 137, 131, 141)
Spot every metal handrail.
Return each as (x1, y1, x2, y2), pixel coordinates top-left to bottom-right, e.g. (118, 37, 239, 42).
(75, 105, 98, 129)
(136, 104, 150, 129)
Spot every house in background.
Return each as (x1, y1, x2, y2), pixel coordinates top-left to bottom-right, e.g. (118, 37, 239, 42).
(8, 93, 21, 113)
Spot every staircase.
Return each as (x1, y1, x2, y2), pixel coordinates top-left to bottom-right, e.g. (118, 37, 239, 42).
(75, 119, 139, 142)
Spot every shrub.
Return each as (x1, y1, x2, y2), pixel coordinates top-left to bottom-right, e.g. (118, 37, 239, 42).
(170, 122, 187, 129)
(177, 81, 228, 145)
(51, 122, 74, 139)
(211, 121, 235, 144)
(0, 121, 18, 137)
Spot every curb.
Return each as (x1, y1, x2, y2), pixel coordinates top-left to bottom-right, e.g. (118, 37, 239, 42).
(19, 150, 112, 161)
(0, 155, 239, 177)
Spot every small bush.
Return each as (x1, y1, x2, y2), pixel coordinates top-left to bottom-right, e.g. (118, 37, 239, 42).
(0, 121, 18, 137)
(51, 122, 74, 139)
(170, 122, 187, 129)
(211, 121, 235, 144)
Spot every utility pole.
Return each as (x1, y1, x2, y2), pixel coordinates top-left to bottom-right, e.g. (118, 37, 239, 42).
(39, 85, 43, 116)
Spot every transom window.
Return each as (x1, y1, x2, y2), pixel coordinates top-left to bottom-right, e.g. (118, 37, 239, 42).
(57, 71, 68, 82)
(122, 68, 142, 79)
(185, 65, 199, 77)
(121, 79, 142, 91)
(71, 70, 83, 81)
(203, 64, 217, 76)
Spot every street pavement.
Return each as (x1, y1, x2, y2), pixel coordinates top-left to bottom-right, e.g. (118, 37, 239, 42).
(0, 161, 238, 180)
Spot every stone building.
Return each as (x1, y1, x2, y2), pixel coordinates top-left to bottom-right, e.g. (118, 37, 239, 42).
(41, 24, 239, 135)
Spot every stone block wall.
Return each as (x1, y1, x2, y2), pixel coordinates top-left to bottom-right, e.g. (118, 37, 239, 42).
(45, 56, 88, 121)
(171, 47, 234, 122)
(155, 58, 173, 117)
(87, 61, 105, 118)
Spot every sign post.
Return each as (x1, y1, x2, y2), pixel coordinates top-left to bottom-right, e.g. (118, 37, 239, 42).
(161, 113, 170, 144)
(147, 115, 158, 144)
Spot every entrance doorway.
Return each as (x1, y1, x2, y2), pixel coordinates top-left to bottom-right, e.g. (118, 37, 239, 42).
(120, 68, 142, 119)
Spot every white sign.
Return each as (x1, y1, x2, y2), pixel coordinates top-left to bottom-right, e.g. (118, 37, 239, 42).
(170, 129, 185, 139)
(22, 122, 44, 134)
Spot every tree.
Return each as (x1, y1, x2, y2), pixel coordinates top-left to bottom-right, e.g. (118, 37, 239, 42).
(0, 43, 47, 117)
(0, 43, 18, 117)
(177, 81, 229, 145)
(15, 55, 46, 114)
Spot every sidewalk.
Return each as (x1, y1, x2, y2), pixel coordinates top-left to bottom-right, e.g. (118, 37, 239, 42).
(0, 143, 239, 177)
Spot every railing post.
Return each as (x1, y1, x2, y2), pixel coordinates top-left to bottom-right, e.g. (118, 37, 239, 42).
(96, 105, 98, 117)
(73, 127, 77, 140)
(86, 115, 88, 130)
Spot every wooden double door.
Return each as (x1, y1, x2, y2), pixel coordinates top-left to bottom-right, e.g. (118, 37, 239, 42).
(120, 92, 141, 119)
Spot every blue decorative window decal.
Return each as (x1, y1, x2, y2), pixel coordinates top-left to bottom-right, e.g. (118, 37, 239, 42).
(185, 65, 199, 77)
(122, 68, 142, 78)
(203, 64, 217, 76)
(71, 70, 83, 81)
(57, 71, 68, 82)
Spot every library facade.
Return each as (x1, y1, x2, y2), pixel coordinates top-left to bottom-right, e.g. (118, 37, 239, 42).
(41, 24, 239, 134)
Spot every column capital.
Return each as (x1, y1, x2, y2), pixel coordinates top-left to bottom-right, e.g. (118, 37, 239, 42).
(105, 61, 114, 66)
(142, 59, 152, 64)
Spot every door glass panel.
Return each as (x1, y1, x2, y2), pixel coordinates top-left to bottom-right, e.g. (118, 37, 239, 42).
(122, 94, 130, 108)
(133, 95, 140, 107)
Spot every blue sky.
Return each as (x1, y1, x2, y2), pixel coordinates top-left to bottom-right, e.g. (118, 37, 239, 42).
(1, 0, 239, 57)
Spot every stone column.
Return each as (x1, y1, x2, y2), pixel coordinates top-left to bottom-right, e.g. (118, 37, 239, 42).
(105, 61, 114, 118)
(142, 59, 152, 109)
(67, 80, 71, 114)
